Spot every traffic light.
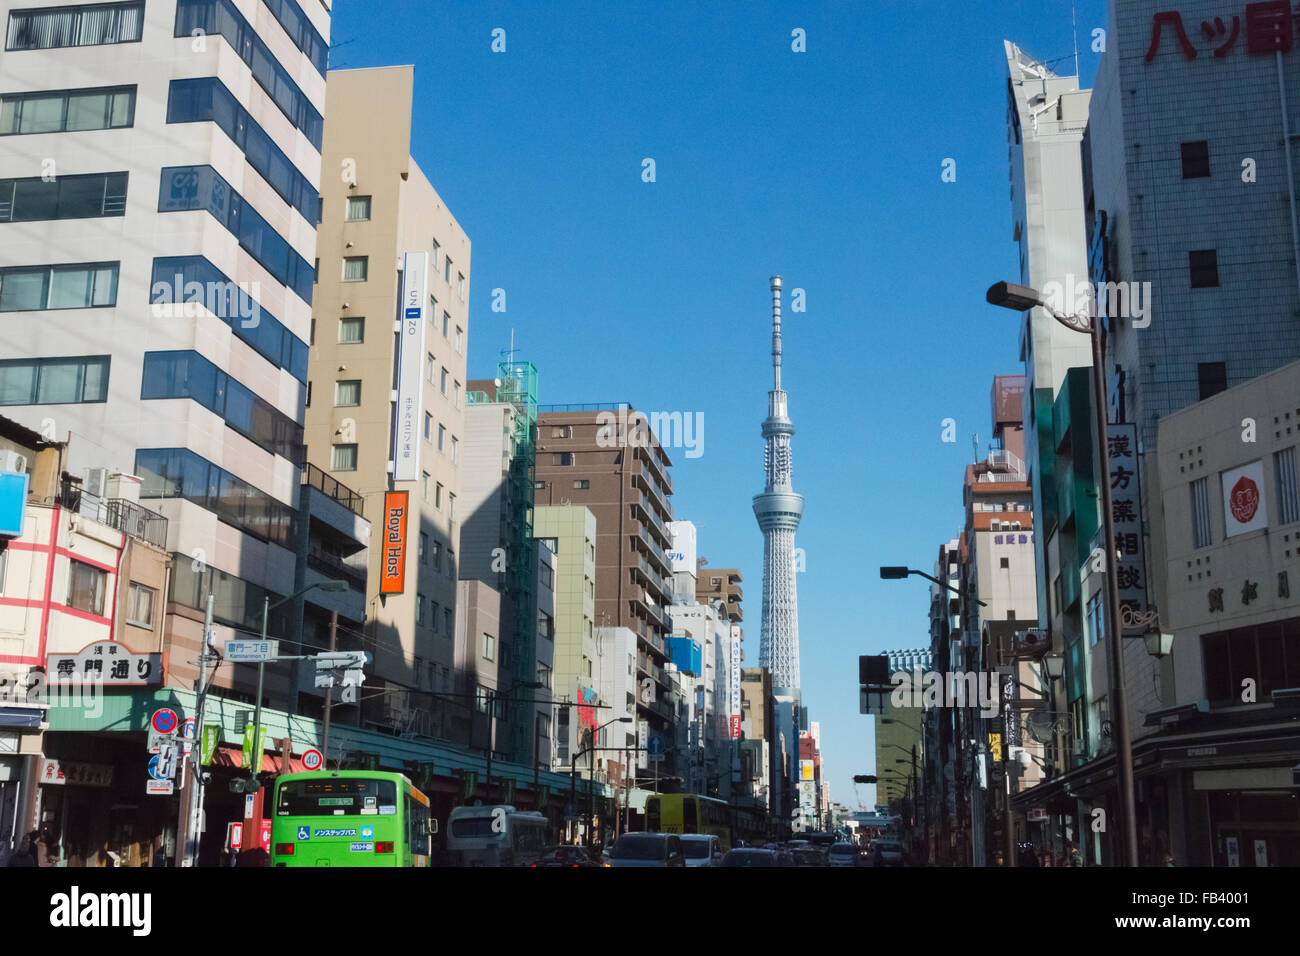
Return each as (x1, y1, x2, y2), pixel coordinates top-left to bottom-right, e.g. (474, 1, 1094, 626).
(853, 775, 877, 784)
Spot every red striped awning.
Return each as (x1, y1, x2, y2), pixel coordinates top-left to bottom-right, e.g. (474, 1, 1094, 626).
(212, 743, 307, 774)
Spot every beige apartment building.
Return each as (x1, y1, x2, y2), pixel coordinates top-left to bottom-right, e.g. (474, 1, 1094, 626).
(305, 66, 471, 734)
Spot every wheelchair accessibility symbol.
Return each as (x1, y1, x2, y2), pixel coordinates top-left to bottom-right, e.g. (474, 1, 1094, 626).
(361, 826, 373, 838)
(297, 826, 310, 840)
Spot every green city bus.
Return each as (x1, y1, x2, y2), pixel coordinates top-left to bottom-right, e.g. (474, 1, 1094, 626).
(271, 771, 434, 867)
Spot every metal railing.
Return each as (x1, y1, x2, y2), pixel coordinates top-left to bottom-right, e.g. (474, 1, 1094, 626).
(59, 482, 168, 549)
(301, 462, 364, 516)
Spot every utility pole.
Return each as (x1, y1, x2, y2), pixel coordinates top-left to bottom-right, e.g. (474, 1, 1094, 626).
(321, 610, 338, 765)
(179, 594, 213, 867)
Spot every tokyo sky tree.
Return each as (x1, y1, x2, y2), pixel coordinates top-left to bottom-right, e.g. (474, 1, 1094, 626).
(753, 276, 804, 695)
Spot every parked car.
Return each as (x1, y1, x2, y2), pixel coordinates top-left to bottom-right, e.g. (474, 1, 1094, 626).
(771, 847, 797, 867)
(828, 843, 862, 868)
(721, 848, 778, 867)
(530, 845, 603, 868)
(680, 834, 724, 868)
(607, 833, 685, 868)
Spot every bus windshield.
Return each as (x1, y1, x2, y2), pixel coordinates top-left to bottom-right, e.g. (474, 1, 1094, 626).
(450, 816, 504, 838)
(277, 778, 397, 816)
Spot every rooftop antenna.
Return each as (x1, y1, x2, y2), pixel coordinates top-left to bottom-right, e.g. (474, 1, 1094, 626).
(1072, 0, 1080, 86)
(972, 432, 980, 464)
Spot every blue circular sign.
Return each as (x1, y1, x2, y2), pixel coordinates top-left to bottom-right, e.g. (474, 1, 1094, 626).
(151, 708, 178, 734)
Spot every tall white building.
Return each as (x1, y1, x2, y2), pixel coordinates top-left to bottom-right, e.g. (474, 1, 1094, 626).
(0, 0, 332, 687)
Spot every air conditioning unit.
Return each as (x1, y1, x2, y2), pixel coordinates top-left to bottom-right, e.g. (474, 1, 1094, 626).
(1012, 628, 1050, 660)
(84, 467, 107, 499)
(0, 450, 27, 474)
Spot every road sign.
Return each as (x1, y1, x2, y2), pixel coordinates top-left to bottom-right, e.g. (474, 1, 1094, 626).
(151, 708, 178, 735)
(148, 751, 176, 780)
(646, 734, 665, 762)
(225, 640, 278, 663)
(302, 748, 323, 771)
(147, 778, 173, 795)
(147, 729, 176, 753)
(181, 718, 197, 741)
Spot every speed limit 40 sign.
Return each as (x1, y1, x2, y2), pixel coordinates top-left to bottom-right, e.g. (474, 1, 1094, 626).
(301, 749, 324, 771)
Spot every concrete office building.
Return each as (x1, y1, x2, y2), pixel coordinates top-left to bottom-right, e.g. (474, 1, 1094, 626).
(534, 405, 677, 774)
(304, 65, 471, 735)
(533, 505, 600, 769)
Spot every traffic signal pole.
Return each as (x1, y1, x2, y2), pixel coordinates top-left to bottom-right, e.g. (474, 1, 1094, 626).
(178, 593, 213, 867)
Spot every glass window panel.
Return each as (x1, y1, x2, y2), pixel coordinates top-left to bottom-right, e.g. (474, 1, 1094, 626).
(58, 174, 107, 217)
(0, 98, 19, 134)
(0, 268, 49, 311)
(9, 179, 59, 221)
(64, 91, 109, 131)
(81, 357, 108, 401)
(35, 359, 83, 403)
(0, 362, 37, 404)
(109, 88, 134, 126)
(18, 95, 65, 133)
(90, 265, 117, 305)
(46, 265, 91, 308)
(335, 380, 360, 406)
(339, 317, 363, 342)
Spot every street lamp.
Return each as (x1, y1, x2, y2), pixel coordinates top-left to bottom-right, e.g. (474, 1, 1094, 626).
(879, 566, 988, 607)
(243, 580, 347, 792)
(986, 279, 1139, 868)
(570, 716, 633, 845)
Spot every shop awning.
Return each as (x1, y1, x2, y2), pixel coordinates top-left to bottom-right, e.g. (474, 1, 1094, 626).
(0, 707, 44, 729)
(211, 744, 307, 774)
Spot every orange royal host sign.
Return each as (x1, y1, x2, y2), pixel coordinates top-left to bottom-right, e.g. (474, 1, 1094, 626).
(380, 491, 410, 594)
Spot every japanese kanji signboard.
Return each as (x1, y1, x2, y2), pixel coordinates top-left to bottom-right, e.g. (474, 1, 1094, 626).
(1107, 424, 1150, 630)
(46, 641, 162, 686)
(1146, 3, 1294, 63)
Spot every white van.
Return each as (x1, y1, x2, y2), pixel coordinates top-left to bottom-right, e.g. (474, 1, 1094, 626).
(445, 805, 549, 866)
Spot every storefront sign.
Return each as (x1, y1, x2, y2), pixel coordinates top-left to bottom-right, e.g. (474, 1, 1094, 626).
(1146, 5, 1293, 63)
(201, 724, 221, 765)
(38, 758, 112, 787)
(380, 491, 409, 594)
(393, 251, 429, 481)
(1108, 424, 1150, 629)
(46, 641, 162, 686)
(1222, 459, 1268, 537)
(730, 624, 741, 737)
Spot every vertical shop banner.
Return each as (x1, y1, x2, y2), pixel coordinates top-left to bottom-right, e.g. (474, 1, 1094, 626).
(1107, 424, 1149, 628)
(393, 251, 428, 482)
(380, 491, 409, 594)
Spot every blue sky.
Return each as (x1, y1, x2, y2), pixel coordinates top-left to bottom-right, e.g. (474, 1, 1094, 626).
(333, 0, 1107, 807)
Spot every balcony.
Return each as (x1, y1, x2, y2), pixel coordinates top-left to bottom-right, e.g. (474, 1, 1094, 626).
(59, 481, 168, 549)
(634, 493, 672, 546)
(639, 446, 672, 492)
(636, 464, 671, 515)
(302, 463, 364, 517)
(306, 550, 366, 591)
(635, 527, 671, 574)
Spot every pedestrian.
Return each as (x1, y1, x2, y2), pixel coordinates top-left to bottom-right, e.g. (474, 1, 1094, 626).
(1163, 851, 1176, 867)
(6, 832, 36, 867)
(35, 826, 57, 866)
(1069, 847, 1084, 867)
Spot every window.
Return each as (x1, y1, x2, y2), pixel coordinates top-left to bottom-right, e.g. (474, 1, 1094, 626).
(435, 482, 443, 509)
(421, 472, 430, 501)
(431, 539, 441, 572)
(0, 355, 109, 405)
(166, 77, 318, 223)
(1197, 362, 1227, 400)
(538, 610, 554, 641)
(534, 480, 546, 491)
(437, 424, 445, 451)
(417, 593, 427, 626)
(551, 426, 570, 439)
(424, 412, 432, 442)
(1181, 141, 1210, 178)
(539, 538, 558, 554)
(442, 311, 450, 338)
(450, 436, 458, 463)
(448, 493, 455, 520)
(538, 662, 552, 689)
(1189, 249, 1219, 288)
(457, 272, 465, 299)
(151, 256, 308, 382)
(573, 479, 589, 490)
(68, 560, 107, 616)
(425, 353, 434, 383)
(173, 0, 323, 149)
(1202, 617, 1300, 704)
(483, 633, 496, 660)
(431, 600, 440, 633)
(339, 316, 364, 343)
(419, 532, 428, 564)
(332, 443, 358, 471)
(444, 256, 452, 283)
(342, 257, 368, 281)
(539, 563, 554, 590)
(440, 367, 448, 395)
(260, 0, 328, 75)
(334, 380, 360, 406)
(1190, 476, 1212, 548)
(0, 261, 117, 311)
(126, 581, 155, 627)
(455, 325, 463, 353)
(447, 549, 454, 577)
(1276, 446, 1299, 525)
(0, 172, 128, 222)
(553, 452, 572, 466)
(7, 2, 144, 51)
(476, 684, 491, 713)
(454, 382, 461, 407)
(1, 85, 135, 135)
(157, 165, 313, 303)
(445, 608, 453, 635)
(999, 556, 1009, 569)
(345, 196, 371, 221)
(430, 238, 440, 270)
